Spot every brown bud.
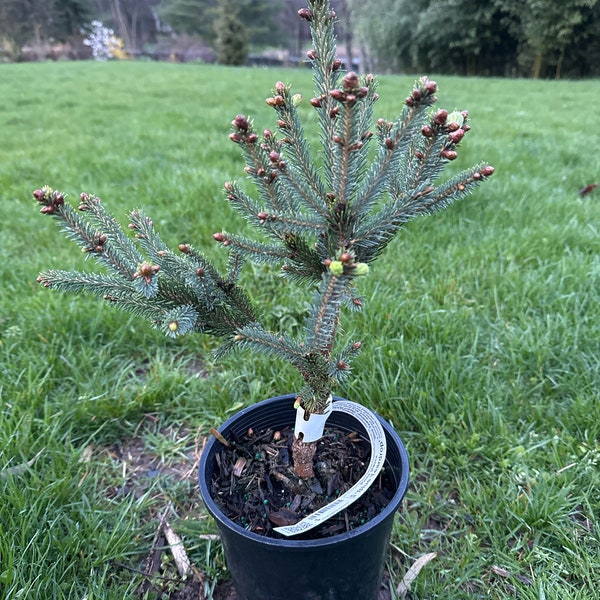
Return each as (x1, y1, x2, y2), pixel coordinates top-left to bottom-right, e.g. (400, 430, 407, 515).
(247, 133, 258, 144)
(224, 181, 233, 191)
(340, 252, 352, 263)
(196, 268, 204, 276)
(481, 165, 495, 177)
(275, 81, 286, 95)
(232, 114, 248, 131)
(352, 341, 362, 350)
(263, 129, 272, 138)
(266, 95, 285, 107)
(356, 86, 369, 99)
(229, 132, 241, 143)
(412, 88, 422, 101)
(306, 49, 318, 60)
(277, 119, 287, 129)
(441, 149, 458, 161)
(343, 71, 359, 90)
(310, 97, 322, 108)
(178, 244, 191, 254)
(297, 8, 313, 20)
(269, 151, 280, 162)
(332, 58, 342, 71)
(213, 232, 226, 242)
(448, 129, 465, 144)
(404, 96, 415, 107)
(425, 79, 438, 94)
(384, 138, 394, 150)
(329, 107, 339, 118)
(421, 125, 434, 138)
(330, 89, 346, 102)
(257, 212, 268, 221)
(33, 189, 46, 201)
(333, 135, 344, 145)
(434, 109, 448, 125)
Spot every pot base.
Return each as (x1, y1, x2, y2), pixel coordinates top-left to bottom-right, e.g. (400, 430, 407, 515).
(199, 395, 410, 600)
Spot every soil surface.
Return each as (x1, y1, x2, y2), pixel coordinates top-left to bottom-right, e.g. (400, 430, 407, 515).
(210, 425, 395, 539)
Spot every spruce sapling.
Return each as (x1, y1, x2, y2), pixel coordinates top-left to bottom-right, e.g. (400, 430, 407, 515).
(34, 0, 494, 478)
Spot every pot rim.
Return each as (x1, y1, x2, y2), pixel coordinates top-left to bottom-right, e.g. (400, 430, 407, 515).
(199, 394, 410, 548)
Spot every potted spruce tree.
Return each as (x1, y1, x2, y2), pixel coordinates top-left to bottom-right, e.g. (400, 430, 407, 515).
(33, 1, 493, 597)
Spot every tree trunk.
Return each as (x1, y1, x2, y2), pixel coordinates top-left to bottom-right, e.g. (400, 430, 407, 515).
(555, 47, 566, 80)
(533, 52, 544, 79)
(292, 436, 317, 478)
(110, 0, 132, 53)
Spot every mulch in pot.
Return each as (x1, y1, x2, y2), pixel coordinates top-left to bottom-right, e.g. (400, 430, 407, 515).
(210, 425, 395, 540)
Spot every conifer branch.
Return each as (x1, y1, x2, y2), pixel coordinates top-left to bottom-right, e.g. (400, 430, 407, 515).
(269, 84, 328, 209)
(302, 1, 341, 190)
(212, 231, 289, 264)
(305, 271, 351, 357)
(33, 0, 494, 422)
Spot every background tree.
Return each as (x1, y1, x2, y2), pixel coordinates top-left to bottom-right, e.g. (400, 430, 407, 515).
(348, 0, 598, 77)
(0, 0, 91, 58)
(158, 0, 286, 50)
(214, 0, 246, 64)
(90, 0, 162, 54)
(158, 0, 216, 41)
(499, 0, 599, 78)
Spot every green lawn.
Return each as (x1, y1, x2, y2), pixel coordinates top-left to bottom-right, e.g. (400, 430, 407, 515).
(1, 60, 599, 599)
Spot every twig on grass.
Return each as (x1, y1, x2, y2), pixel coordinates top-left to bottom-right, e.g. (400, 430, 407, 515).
(0, 448, 45, 478)
(396, 552, 437, 597)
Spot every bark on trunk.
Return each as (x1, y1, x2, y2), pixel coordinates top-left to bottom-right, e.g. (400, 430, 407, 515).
(292, 435, 317, 478)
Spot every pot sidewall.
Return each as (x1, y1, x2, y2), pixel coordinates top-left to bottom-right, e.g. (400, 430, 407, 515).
(198, 395, 410, 600)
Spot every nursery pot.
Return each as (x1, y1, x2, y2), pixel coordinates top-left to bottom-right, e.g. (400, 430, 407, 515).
(199, 394, 410, 600)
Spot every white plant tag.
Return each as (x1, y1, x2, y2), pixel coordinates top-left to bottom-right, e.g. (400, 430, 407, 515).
(274, 400, 387, 537)
(293, 396, 332, 443)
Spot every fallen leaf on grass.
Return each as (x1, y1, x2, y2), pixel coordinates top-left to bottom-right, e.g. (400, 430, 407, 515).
(396, 552, 437, 597)
(0, 448, 45, 479)
(491, 565, 533, 585)
(164, 521, 191, 577)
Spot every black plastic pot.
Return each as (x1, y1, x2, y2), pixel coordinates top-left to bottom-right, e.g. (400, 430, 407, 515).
(199, 394, 410, 600)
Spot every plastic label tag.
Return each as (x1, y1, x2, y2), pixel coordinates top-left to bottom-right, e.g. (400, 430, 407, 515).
(293, 396, 332, 443)
(274, 400, 387, 537)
